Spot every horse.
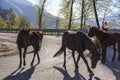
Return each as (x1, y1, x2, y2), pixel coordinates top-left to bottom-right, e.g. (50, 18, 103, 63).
(88, 26, 120, 64)
(91, 26, 109, 52)
(53, 30, 100, 75)
(16, 28, 43, 68)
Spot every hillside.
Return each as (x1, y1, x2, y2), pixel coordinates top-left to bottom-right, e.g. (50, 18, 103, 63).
(0, 0, 57, 28)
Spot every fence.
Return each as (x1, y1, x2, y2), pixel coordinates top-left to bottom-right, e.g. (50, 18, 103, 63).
(0, 28, 120, 35)
(0, 28, 88, 35)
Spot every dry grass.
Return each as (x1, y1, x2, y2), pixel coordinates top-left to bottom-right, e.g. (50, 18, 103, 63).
(0, 42, 18, 57)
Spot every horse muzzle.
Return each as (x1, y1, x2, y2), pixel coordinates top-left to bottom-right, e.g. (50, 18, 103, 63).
(91, 65, 96, 69)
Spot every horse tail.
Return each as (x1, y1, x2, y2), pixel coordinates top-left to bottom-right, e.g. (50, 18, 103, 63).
(53, 45, 65, 57)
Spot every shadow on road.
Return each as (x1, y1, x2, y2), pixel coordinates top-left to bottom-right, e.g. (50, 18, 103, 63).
(3, 64, 38, 80)
(105, 59, 120, 80)
(26, 50, 34, 54)
(53, 66, 86, 80)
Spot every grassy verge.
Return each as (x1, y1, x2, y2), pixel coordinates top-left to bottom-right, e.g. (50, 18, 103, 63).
(0, 42, 18, 57)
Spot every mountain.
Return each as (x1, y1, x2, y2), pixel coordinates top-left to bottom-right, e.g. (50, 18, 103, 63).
(73, 12, 120, 29)
(0, 0, 57, 28)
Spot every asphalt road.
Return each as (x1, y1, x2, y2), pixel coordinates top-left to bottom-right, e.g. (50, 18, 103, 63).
(0, 33, 120, 80)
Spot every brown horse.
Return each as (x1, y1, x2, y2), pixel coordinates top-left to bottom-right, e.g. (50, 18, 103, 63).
(88, 27, 120, 64)
(92, 26, 109, 52)
(16, 28, 43, 68)
(53, 30, 100, 75)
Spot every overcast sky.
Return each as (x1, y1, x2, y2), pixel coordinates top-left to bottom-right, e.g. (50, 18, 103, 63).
(27, 0, 61, 16)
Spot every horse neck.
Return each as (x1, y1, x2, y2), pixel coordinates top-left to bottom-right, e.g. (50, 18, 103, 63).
(94, 30, 104, 43)
(87, 42, 98, 56)
(85, 37, 97, 55)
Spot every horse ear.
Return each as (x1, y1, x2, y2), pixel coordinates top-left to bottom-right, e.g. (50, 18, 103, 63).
(28, 29, 31, 32)
(37, 31, 44, 39)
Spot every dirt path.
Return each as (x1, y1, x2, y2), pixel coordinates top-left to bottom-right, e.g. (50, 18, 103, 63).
(0, 33, 120, 80)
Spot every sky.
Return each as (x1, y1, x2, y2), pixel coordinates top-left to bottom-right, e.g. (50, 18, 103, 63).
(27, 0, 120, 18)
(27, 0, 61, 16)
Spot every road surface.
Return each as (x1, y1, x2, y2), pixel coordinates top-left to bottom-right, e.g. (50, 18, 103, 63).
(0, 33, 120, 80)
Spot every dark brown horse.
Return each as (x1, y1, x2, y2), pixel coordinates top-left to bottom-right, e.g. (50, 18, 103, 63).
(91, 26, 109, 52)
(88, 27, 120, 64)
(16, 28, 43, 68)
(53, 30, 100, 75)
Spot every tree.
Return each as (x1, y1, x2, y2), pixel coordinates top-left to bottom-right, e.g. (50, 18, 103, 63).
(37, 0, 47, 29)
(80, 0, 85, 29)
(56, 17, 60, 28)
(68, 0, 74, 30)
(0, 17, 7, 28)
(7, 11, 19, 28)
(19, 15, 33, 28)
(60, 0, 114, 29)
(93, 0, 100, 28)
(59, 0, 71, 21)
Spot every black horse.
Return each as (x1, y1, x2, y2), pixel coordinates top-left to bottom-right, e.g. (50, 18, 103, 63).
(16, 28, 43, 68)
(54, 30, 100, 75)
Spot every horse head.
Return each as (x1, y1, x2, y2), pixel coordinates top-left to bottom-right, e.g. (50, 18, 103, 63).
(88, 27, 99, 37)
(90, 50, 100, 69)
(89, 40, 100, 69)
(28, 29, 34, 36)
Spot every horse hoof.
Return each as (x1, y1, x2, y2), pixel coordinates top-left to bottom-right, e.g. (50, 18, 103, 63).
(74, 69, 78, 73)
(22, 66, 26, 69)
(111, 60, 114, 62)
(18, 65, 21, 69)
(31, 63, 33, 67)
(101, 61, 105, 64)
(37, 61, 40, 64)
(23, 63, 26, 66)
(63, 65, 66, 70)
(89, 72, 94, 76)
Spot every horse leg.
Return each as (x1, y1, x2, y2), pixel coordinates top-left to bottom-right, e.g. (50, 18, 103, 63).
(37, 44, 41, 63)
(117, 43, 120, 61)
(101, 47, 107, 64)
(79, 52, 94, 75)
(72, 50, 78, 71)
(111, 45, 116, 62)
(23, 47, 27, 66)
(63, 48, 66, 70)
(18, 47, 22, 68)
(37, 52, 40, 64)
(76, 51, 81, 66)
(31, 50, 37, 66)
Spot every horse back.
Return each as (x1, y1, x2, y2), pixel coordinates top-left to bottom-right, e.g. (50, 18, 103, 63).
(63, 31, 86, 51)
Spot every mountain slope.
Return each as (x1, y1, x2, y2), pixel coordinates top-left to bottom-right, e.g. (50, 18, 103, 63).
(0, 0, 57, 28)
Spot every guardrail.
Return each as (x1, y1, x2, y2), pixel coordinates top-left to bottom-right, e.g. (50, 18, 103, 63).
(0, 28, 88, 35)
(0, 28, 120, 35)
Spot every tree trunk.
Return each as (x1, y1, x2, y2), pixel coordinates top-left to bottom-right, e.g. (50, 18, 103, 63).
(39, 0, 46, 29)
(68, 0, 74, 30)
(93, 0, 100, 28)
(102, 8, 108, 27)
(83, 13, 86, 29)
(80, 0, 84, 29)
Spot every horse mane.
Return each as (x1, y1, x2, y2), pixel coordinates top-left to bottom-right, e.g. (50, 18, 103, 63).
(28, 29, 34, 36)
(67, 30, 77, 34)
(37, 31, 44, 39)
